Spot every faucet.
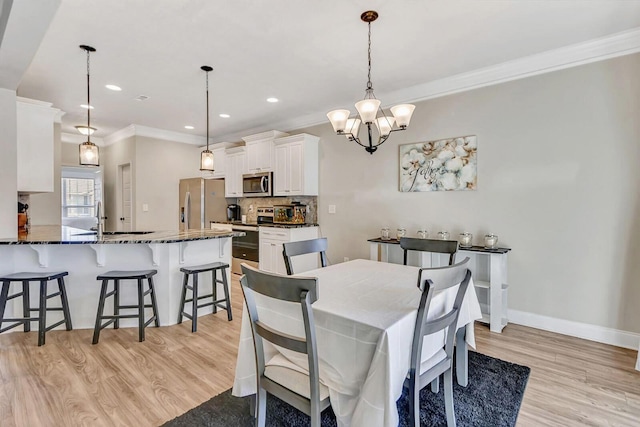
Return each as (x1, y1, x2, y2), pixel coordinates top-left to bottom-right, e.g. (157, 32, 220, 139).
(96, 201, 104, 238)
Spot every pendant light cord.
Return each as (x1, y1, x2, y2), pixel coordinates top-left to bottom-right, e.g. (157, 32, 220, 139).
(86, 49, 91, 143)
(205, 69, 210, 151)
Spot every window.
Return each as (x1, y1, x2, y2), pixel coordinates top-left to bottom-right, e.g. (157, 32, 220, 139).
(62, 177, 95, 217)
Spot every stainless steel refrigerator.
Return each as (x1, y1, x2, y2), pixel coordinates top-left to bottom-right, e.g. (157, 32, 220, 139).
(178, 178, 230, 230)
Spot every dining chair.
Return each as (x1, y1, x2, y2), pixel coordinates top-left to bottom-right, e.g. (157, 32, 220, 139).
(400, 237, 459, 266)
(404, 257, 472, 427)
(240, 263, 330, 427)
(282, 237, 328, 275)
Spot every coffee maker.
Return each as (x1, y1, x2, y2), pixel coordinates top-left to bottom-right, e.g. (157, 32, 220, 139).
(227, 204, 241, 222)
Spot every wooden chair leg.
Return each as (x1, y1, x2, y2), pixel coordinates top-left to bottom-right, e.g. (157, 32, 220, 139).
(37, 280, 47, 346)
(113, 279, 120, 329)
(211, 269, 218, 313)
(92, 279, 109, 344)
(137, 278, 145, 342)
(256, 388, 267, 427)
(58, 277, 73, 331)
(148, 277, 160, 327)
(431, 376, 439, 393)
(22, 281, 30, 332)
(444, 369, 456, 427)
(178, 273, 188, 323)
(221, 268, 232, 321)
(408, 377, 420, 427)
(0, 281, 10, 332)
(455, 327, 468, 386)
(191, 274, 198, 333)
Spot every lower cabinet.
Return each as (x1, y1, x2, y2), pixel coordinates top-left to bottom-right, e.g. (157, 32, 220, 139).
(259, 226, 320, 275)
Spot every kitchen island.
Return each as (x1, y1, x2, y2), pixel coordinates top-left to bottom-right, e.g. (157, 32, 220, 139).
(0, 226, 244, 331)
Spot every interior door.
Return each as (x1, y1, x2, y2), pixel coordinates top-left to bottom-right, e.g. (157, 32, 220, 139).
(119, 163, 132, 232)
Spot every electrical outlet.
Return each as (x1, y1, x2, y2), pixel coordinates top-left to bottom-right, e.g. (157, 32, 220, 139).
(142, 203, 149, 212)
(249, 204, 254, 213)
(328, 204, 336, 214)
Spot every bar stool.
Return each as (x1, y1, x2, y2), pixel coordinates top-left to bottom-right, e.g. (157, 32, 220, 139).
(179, 262, 232, 332)
(0, 271, 72, 346)
(92, 269, 159, 344)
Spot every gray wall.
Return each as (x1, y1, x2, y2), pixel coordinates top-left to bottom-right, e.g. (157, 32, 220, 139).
(0, 88, 17, 238)
(297, 53, 640, 333)
(103, 136, 136, 231)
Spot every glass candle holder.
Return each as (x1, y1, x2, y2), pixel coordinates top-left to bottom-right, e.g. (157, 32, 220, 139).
(417, 229, 428, 239)
(396, 228, 406, 240)
(459, 232, 473, 247)
(437, 231, 450, 240)
(484, 233, 499, 249)
(381, 227, 390, 240)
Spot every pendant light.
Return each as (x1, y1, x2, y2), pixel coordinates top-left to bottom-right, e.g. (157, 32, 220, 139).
(327, 11, 415, 154)
(199, 65, 214, 171)
(78, 45, 99, 166)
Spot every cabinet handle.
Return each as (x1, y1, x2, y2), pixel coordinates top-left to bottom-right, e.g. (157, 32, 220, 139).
(284, 189, 290, 192)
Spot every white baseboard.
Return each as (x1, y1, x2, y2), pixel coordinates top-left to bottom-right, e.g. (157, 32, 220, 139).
(508, 309, 640, 351)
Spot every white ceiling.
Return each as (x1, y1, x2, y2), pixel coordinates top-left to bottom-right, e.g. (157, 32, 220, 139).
(15, 0, 640, 143)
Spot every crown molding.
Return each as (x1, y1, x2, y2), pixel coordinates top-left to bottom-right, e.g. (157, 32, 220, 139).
(61, 132, 105, 146)
(103, 124, 208, 146)
(241, 130, 289, 143)
(214, 27, 640, 141)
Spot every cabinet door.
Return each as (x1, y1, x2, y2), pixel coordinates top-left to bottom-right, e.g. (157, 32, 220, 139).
(225, 152, 245, 197)
(212, 147, 226, 178)
(273, 241, 287, 275)
(246, 142, 259, 173)
(224, 154, 235, 197)
(288, 142, 304, 195)
(259, 240, 274, 272)
(247, 140, 273, 173)
(273, 144, 289, 196)
(17, 101, 57, 192)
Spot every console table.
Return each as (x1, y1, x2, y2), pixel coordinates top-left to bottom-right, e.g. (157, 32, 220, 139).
(368, 238, 511, 333)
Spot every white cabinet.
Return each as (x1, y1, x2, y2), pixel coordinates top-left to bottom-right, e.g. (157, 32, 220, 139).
(368, 239, 510, 333)
(259, 226, 320, 275)
(224, 147, 246, 197)
(273, 133, 319, 196)
(211, 146, 226, 178)
(243, 130, 288, 174)
(16, 98, 60, 193)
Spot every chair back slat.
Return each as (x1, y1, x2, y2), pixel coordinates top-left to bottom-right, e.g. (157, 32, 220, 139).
(400, 237, 458, 266)
(254, 319, 309, 354)
(241, 262, 318, 302)
(283, 238, 328, 275)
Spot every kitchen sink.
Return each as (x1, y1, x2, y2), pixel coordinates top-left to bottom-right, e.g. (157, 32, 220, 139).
(73, 231, 155, 236)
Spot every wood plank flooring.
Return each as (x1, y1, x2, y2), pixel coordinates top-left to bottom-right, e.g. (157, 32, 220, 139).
(1, 275, 639, 426)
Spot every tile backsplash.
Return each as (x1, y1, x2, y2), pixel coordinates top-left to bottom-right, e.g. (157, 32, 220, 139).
(237, 196, 317, 224)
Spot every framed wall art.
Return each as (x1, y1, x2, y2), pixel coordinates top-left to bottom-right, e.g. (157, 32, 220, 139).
(399, 135, 477, 192)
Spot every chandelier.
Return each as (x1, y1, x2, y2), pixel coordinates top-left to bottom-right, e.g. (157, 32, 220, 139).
(327, 11, 415, 154)
(200, 65, 214, 171)
(78, 45, 99, 166)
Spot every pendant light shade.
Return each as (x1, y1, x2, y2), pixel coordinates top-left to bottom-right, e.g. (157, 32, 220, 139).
(78, 45, 99, 166)
(199, 65, 215, 172)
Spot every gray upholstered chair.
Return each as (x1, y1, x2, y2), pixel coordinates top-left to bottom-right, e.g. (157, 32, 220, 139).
(240, 263, 330, 427)
(400, 237, 458, 266)
(282, 238, 328, 275)
(404, 257, 472, 427)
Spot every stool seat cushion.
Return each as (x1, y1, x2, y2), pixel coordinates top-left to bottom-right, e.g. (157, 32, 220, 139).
(0, 271, 68, 281)
(97, 270, 157, 280)
(180, 262, 229, 274)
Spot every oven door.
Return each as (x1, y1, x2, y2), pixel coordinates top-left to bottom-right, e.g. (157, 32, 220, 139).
(242, 173, 272, 197)
(231, 225, 259, 262)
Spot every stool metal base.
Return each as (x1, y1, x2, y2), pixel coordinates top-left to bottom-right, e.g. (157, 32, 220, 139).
(179, 263, 232, 332)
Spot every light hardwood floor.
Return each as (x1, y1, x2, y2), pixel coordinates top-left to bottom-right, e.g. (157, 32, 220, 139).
(1, 275, 639, 426)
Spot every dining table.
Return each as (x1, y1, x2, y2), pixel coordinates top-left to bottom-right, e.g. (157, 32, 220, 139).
(232, 259, 482, 427)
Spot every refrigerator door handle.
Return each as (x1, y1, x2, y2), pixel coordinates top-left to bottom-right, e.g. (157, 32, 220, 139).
(184, 191, 191, 230)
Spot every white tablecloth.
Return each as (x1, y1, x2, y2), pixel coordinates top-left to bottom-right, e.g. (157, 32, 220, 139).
(232, 259, 482, 427)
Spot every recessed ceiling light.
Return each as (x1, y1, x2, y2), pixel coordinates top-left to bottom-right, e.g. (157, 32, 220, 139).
(134, 95, 149, 101)
(80, 104, 94, 109)
(184, 125, 194, 130)
(266, 97, 279, 103)
(105, 84, 122, 91)
(219, 113, 230, 118)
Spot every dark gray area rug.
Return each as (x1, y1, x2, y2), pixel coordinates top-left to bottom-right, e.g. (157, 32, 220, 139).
(162, 351, 530, 427)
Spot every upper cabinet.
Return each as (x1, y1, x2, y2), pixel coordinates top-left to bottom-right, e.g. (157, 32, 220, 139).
(224, 146, 246, 197)
(243, 130, 289, 174)
(16, 98, 60, 193)
(273, 134, 319, 196)
(211, 146, 227, 178)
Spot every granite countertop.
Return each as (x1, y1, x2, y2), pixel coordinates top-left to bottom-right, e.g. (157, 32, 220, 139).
(0, 226, 244, 245)
(210, 221, 319, 229)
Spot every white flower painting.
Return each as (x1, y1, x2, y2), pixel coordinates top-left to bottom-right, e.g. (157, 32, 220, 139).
(399, 136, 477, 192)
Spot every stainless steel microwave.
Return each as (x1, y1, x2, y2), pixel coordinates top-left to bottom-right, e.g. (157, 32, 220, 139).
(242, 172, 272, 197)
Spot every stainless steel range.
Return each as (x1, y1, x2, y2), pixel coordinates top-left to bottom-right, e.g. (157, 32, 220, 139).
(229, 207, 275, 274)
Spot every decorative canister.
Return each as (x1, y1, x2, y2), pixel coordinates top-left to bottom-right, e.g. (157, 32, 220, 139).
(484, 234, 499, 249)
(381, 228, 390, 240)
(459, 232, 473, 248)
(437, 231, 450, 240)
(396, 228, 406, 240)
(417, 229, 428, 239)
